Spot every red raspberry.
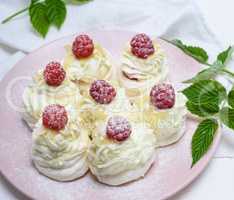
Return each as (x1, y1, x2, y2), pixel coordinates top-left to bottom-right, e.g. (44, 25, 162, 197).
(72, 34, 94, 58)
(150, 83, 175, 109)
(42, 104, 68, 131)
(89, 80, 116, 104)
(130, 33, 155, 59)
(106, 116, 132, 142)
(43, 62, 66, 86)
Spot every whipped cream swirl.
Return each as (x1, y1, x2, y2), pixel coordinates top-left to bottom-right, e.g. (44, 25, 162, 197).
(120, 41, 168, 97)
(63, 44, 113, 87)
(143, 93, 187, 147)
(121, 41, 167, 81)
(32, 107, 90, 181)
(88, 121, 156, 185)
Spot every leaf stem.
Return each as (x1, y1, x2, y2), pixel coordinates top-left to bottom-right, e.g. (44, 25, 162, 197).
(221, 68, 234, 77)
(205, 63, 213, 67)
(1, 7, 29, 24)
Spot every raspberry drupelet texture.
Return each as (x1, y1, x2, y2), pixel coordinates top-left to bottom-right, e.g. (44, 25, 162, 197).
(72, 34, 94, 59)
(43, 61, 66, 86)
(89, 80, 116, 104)
(42, 104, 68, 131)
(130, 33, 155, 59)
(150, 83, 175, 109)
(106, 116, 132, 142)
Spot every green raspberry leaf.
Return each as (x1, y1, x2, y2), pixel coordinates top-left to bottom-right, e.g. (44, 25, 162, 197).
(170, 39, 208, 64)
(217, 46, 234, 65)
(186, 101, 219, 117)
(46, 0, 67, 29)
(191, 118, 218, 167)
(65, 0, 93, 4)
(182, 80, 226, 105)
(29, 1, 50, 37)
(219, 107, 234, 130)
(228, 88, 234, 108)
(31, 0, 40, 3)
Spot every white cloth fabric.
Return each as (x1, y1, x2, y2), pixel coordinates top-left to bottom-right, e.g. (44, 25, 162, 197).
(0, 0, 222, 54)
(0, 0, 234, 199)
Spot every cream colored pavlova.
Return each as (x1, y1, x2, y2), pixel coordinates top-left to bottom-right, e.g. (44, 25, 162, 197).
(119, 35, 168, 98)
(135, 83, 187, 147)
(88, 114, 156, 185)
(63, 43, 114, 96)
(32, 105, 90, 181)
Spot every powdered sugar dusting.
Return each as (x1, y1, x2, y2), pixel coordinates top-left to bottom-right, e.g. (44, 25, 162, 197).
(42, 104, 68, 131)
(106, 116, 132, 141)
(130, 33, 155, 59)
(43, 61, 66, 86)
(89, 80, 116, 104)
(72, 34, 94, 58)
(150, 83, 175, 109)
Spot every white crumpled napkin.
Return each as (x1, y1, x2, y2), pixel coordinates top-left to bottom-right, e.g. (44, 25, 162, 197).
(0, 0, 222, 55)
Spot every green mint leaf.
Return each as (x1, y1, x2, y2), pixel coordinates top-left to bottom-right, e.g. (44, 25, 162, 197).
(219, 107, 234, 130)
(186, 101, 219, 117)
(182, 80, 226, 105)
(46, 0, 66, 29)
(29, 1, 50, 37)
(170, 39, 208, 64)
(191, 118, 218, 167)
(217, 46, 234, 65)
(183, 65, 224, 84)
(228, 88, 234, 108)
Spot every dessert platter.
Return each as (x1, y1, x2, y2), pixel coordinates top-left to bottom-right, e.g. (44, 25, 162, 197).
(0, 30, 221, 200)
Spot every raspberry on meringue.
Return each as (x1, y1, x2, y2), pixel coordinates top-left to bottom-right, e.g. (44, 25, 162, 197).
(43, 62, 66, 86)
(106, 116, 132, 142)
(119, 33, 168, 98)
(63, 35, 114, 96)
(150, 83, 175, 109)
(42, 104, 68, 131)
(72, 34, 94, 58)
(89, 80, 116, 104)
(130, 33, 155, 59)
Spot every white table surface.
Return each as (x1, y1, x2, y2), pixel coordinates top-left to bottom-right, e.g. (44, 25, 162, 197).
(1, 0, 234, 199)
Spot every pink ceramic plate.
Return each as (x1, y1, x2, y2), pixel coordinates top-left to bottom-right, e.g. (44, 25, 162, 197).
(0, 30, 221, 200)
